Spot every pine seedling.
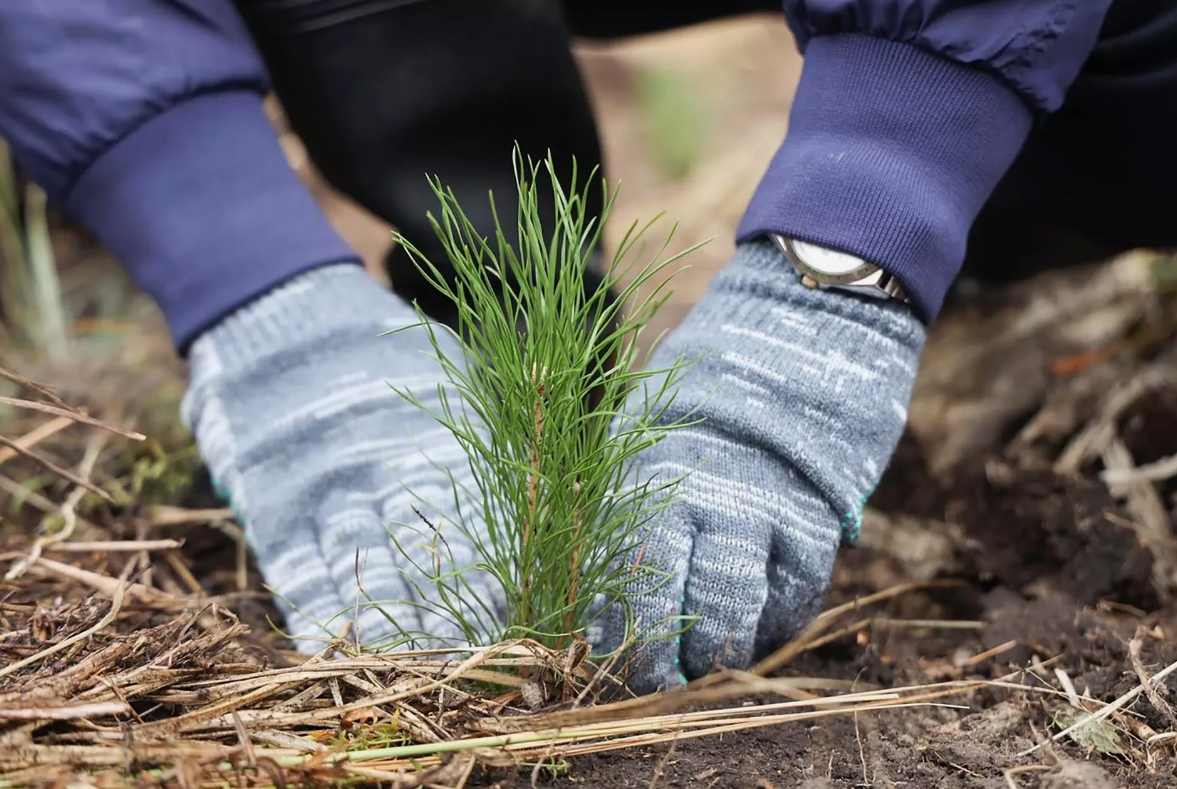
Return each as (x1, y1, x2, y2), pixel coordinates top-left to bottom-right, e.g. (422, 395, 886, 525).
(378, 148, 705, 655)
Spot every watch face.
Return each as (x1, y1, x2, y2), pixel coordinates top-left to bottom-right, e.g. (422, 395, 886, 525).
(791, 239, 866, 275)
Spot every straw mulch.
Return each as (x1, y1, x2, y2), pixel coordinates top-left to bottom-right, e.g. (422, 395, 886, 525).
(0, 366, 993, 788)
(2, 505, 1008, 789)
(5, 243, 1177, 788)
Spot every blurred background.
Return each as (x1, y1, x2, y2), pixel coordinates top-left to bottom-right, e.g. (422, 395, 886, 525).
(0, 14, 799, 403)
(302, 13, 802, 357)
(0, 12, 802, 566)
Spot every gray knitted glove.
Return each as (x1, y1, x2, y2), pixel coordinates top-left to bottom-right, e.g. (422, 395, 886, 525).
(597, 239, 925, 693)
(181, 264, 500, 651)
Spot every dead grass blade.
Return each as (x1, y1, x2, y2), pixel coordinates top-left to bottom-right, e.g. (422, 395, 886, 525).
(0, 415, 72, 466)
(0, 701, 130, 721)
(0, 434, 110, 500)
(751, 579, 963, 677)
(0, 393, 144, 440)
(42, 539, 184, 552)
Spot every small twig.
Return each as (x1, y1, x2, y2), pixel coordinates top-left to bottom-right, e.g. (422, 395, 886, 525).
(752, 580, 962, 677)
(1101, 438, 1177, 599)
(55, 435, 104, 533)
(792, 617, 872, 654)
(1003, 764, 1051, 789)
(147, 506, 236, 527)
(0, 366, 69, 406)
(0, 415, 72, 467)
(530, 739, 563, 789)
(42, 539, 183, 552)
(24, 555, 170, 605)
(646, 730, 680, 789)
(1054, 668, 1081, 708)
(0, 433, 110, 500)
(200, 518, 249, 592)
(576, 627, 639, 708)
(162, 551, 206, 597)
(963, 640, 1019, 667)
(232, 711, 257, 767)
(0, 472, 103, 532)
(0, 393, 145, 439)
(1055, 366, 1177, 474)
(0, 701, 131, 721)
(854, 710, 869, 785)
(5, 435, 107, 580)
(250, 730, 326, 753)
(135, 518, 154, 588)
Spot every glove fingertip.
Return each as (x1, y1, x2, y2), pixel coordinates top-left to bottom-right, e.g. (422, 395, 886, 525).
(625, 651, 688, 696)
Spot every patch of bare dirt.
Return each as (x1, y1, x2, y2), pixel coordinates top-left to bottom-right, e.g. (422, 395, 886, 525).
(465, 379, 1177, 787)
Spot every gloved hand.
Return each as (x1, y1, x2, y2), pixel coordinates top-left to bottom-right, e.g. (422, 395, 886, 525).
(597, 239, 926, 693)
(181, 263, 501, 651)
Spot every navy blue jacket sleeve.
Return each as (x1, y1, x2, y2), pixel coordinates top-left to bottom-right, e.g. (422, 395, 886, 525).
(0, 1, 358, 351)
(738, 1, 1116, 322)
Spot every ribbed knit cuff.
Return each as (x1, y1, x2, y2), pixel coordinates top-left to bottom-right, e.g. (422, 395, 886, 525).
(64, 91, 360, 352)
(188, 263, 422, 374)
(736, 34, 1034, 323)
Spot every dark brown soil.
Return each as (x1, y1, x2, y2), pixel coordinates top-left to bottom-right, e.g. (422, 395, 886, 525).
(462, 401, 1177, 789)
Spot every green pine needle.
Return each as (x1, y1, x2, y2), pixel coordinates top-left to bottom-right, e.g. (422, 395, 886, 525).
(377, 147, 707, 655)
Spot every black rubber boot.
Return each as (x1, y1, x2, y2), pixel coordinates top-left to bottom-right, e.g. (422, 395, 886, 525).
(234, 0, 618, 338)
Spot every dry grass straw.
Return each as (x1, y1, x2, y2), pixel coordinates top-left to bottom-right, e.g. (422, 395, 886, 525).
(0, 549, 1002, 789)
(5, 332, 1177, 789)
(0, 370, 1004, 789)
(0, 393, 1014, 789)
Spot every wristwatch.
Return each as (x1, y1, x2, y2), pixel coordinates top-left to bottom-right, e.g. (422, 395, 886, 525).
(771, 234, 911, 305)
